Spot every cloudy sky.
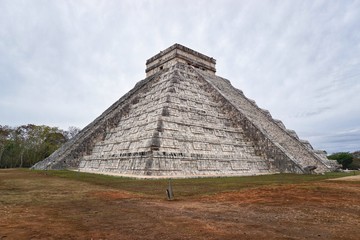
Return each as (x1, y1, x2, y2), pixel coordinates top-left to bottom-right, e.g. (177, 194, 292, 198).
(1, 0, 359, 153)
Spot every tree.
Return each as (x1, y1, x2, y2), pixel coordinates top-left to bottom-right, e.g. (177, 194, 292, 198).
(0, 124, 69, 168)
(66, 126, 81, 139)
(40, 131, 67, 159)
(328, 152, 353, 169)
(0, 125, 11, 167)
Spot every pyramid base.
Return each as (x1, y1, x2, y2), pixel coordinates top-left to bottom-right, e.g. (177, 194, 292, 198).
(77, 150, 296, 178)
(76, 168, 279, 179)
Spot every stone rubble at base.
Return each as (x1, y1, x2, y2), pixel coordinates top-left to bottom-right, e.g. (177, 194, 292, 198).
(32, 44, 339, 177)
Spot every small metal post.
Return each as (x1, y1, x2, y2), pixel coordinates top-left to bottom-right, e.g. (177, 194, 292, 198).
(166, 178, 174, 200)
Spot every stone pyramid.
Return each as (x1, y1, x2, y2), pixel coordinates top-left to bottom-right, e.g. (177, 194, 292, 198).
(32, 44, 338, 177)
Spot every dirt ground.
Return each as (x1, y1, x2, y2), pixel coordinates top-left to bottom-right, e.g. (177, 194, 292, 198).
(0, 169, 359, 240)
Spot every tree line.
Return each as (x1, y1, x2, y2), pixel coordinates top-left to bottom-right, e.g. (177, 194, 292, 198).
(0, 124, 80, 168)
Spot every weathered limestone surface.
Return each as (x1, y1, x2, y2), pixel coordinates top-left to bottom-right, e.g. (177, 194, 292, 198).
(32, 44, 338, 177)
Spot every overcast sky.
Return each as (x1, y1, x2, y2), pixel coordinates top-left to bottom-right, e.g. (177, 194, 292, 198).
(1, 0, 359, 153)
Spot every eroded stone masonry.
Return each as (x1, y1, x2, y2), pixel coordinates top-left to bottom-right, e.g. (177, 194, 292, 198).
(32, 44, 339, 177)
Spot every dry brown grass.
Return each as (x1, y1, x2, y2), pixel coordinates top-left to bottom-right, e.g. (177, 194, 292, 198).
(1, 169, 359, 239)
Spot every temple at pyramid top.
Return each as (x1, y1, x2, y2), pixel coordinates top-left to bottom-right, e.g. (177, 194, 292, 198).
(145, 43, 216, 77)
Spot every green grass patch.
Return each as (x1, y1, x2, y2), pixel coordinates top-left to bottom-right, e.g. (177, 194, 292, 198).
(28, 169, 358, 199)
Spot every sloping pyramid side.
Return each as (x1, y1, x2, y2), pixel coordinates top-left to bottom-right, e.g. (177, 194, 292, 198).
(196, 68, 337, 173)
(31, 72, 162, 170)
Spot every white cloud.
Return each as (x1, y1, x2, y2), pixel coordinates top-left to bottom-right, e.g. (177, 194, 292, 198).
(0, 0, 359, 152)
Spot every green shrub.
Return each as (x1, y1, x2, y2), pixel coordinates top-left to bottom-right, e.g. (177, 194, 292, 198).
(328, 152, 353, 169)
(348, 158, 360, 170)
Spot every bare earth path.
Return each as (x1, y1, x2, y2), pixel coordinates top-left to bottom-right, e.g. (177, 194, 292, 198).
(0, 169, 359, 239)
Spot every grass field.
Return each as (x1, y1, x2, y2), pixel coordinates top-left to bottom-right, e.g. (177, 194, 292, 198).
(1, 169, 359, 239)
(32, 169, 359, 198)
